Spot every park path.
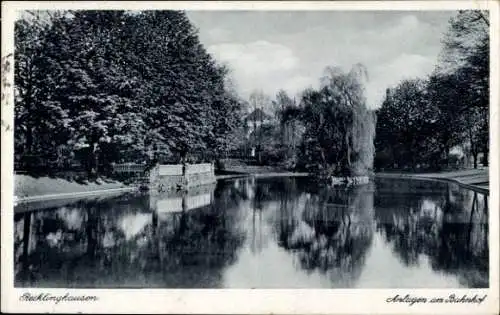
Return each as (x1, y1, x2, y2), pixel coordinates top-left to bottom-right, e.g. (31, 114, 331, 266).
(378, 168, 489, 194)
(413, 168, 489, 190)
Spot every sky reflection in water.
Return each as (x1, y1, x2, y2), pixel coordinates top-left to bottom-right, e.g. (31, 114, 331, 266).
(14, 176, 488, 288)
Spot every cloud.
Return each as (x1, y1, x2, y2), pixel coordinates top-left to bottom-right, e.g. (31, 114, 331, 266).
(392, 15, 421, 35)
(366, 53, 436, 108)
(208, 41, 310, 97)
(206, 27, 232, 42)
(191, 12, 452, 105)
(209, 41, 298, 74)
(304, 14, 441, 108)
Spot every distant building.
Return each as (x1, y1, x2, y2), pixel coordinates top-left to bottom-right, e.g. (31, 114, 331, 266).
(244, 108, 274, 138)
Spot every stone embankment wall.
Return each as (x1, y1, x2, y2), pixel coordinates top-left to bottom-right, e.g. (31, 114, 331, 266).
(149, 163, 216, 192)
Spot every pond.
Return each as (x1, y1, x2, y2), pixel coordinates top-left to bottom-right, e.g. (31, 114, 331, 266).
(14, 176, 489, 288)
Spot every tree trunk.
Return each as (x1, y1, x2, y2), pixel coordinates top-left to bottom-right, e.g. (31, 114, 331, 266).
(468, 128, 478, 169)
(482, 144, 489, 167)
(345, 129, 351, 169)
(319, 147, 327, 169)
(25, 127, 33, 154)
(24, 127, 34, 172)
(444, 145, 450, 169)
(95, 146, 99, 177)
(88, 142, 99, 178)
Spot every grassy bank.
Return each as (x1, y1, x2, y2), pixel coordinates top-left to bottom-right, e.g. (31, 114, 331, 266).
(219, 158, 293, 174)
(15, 174, 129, 198)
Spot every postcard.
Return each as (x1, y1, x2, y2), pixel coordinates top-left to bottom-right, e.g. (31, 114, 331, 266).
(1, 1, 499, 314)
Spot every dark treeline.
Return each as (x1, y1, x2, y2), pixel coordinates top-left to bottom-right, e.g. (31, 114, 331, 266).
(375, 10, 489, 171)
(15, 10, 243, 177)
(14, 10, 489, 179)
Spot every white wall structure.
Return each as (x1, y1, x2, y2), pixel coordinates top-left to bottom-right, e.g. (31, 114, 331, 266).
(150, 163, 216, 192)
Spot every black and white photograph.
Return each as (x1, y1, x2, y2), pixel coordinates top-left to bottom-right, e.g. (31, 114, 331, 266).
(1, 1, 498, 314)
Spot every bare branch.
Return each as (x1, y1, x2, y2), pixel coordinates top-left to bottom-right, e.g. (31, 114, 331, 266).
(476, 11, 490, 27)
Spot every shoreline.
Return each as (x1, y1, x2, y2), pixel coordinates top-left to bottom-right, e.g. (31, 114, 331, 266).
(376, 170, 489, 195)
(14, 169, 488, 205)
(252, 172, 309, 178)
(14, 172, 310, 205)
(14, 173, 307, 204)
(15, 187, 138, 204)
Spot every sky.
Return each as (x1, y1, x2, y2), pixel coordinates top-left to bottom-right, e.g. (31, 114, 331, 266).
(186, 10, 456, 109)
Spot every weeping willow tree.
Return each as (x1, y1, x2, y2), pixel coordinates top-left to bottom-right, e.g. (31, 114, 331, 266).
(296, 64, 376, 178)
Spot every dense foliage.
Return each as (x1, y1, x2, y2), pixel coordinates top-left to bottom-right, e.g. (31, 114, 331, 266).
(296, 65, 375, 177)
(245, 65, 376, 177)
(375, 10, 489, 171)
(15, 10, 242, 177)
(375, 80, 441, 170)
(15, 10, 489, 179)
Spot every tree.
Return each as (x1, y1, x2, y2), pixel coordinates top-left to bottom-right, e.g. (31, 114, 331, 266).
(375, 11, 489, 171)
(122, 11, 242, 163)
(437, 10, 489, 168)
(248, 90, 273, 163)
(375, 79, 441, 170)
(438, 10, 489, 74)
(14, 11, 71, 171)
(274, 90, 303, 168)
(14, 10, 244, 177)
(426, 73, 465, 164)
(208, 72, 246, 158)
(297, 64, 375, 177)
(39, 11, 145, 176)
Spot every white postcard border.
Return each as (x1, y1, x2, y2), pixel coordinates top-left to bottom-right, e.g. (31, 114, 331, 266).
(1, 1, 499, 314)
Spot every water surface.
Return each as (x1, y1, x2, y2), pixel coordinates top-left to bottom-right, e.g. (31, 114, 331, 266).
(14, 176, 489, 288)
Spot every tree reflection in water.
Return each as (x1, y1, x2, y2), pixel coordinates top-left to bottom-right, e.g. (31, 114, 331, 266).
(14, 181, 246, 288)
(14, 176, 489, 288)
(151, 182, 246, 287)
(272, 178, 376, 287)
(374, 178, 489, 288)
